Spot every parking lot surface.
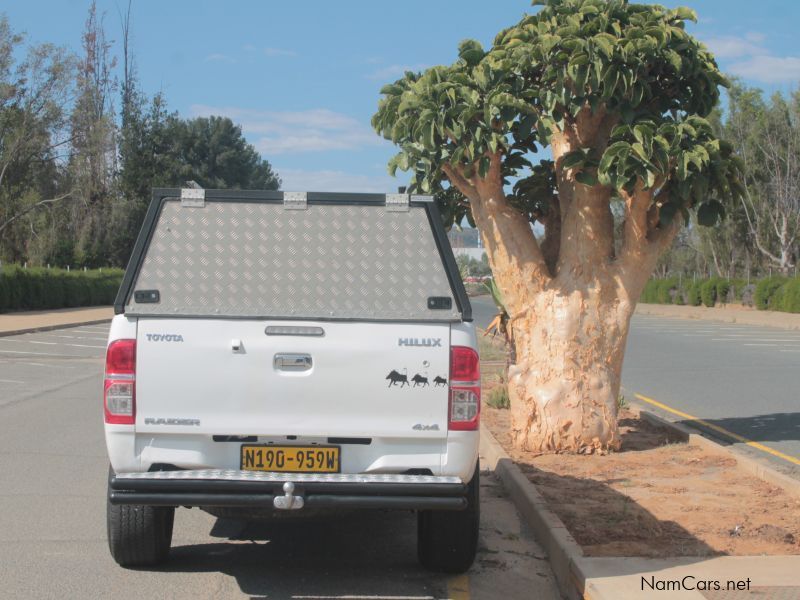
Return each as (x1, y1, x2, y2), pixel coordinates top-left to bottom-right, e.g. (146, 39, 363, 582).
(0, 323, 558, 599)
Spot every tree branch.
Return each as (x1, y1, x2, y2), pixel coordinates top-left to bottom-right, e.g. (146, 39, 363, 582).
(0, 193, 73, 235)
(445, 154, 550, 317)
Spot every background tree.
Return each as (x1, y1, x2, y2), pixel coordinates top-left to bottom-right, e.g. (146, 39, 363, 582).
(67, 1, 117, 267)
(171, 116, 280, 190)
(0, 16, 74, 261)
(725, 84, 799, 275)
(373, 0, 742, 453)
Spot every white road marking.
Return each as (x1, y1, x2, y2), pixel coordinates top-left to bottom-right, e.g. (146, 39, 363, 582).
(0, 339, 104, 349)
(67, 329, 110, 334)
(49, 335, 108, 341)
(0, 379, 24, 384)
(0, 349, 98, 357)
(0, 360, 76, 369)
(743, 343, 778, 347)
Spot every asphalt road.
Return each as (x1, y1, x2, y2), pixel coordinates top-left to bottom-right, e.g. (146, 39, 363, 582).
(470, 295, 800, 479)
(0, 323, 558, 600)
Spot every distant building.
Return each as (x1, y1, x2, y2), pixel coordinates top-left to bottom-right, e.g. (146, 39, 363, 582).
(447, 227, 481, 249)
(447, 227, 484, 261)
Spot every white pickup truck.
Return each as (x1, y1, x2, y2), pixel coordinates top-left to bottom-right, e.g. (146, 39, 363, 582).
(104, 189, 480, 573)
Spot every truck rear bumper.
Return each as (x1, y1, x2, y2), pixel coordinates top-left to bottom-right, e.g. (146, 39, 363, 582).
(109, 469, 468, 511)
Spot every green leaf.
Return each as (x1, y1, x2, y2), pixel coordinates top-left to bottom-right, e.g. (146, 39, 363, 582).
(561, 150, 587, 170)
(458, 39, 485, 66)
(658, 201, 679, 227)
(575, 171, 598, 186)
(696, 200, 724, 226)
(478, 156, 491, 178)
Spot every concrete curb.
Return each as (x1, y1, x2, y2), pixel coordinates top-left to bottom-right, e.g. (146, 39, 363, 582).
(636, 406, 800, 497)
(480, 428, 585, 599)
(0, 319, 111, 338)
(481, 415, 800, 599)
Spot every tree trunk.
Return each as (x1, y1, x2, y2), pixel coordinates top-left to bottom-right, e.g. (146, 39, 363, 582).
(506, 277, 633, 453)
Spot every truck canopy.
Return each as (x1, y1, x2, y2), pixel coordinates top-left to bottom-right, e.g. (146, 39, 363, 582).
(116, 190, 470, 322)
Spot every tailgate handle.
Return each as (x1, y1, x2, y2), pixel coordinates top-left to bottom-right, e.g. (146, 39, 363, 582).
(274, 353, 312, 371)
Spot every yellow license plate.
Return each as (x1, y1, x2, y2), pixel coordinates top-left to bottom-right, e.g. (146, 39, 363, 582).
(241, 445, 340, 473)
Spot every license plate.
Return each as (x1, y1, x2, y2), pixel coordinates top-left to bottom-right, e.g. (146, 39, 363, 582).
(240, 445, 340, 473)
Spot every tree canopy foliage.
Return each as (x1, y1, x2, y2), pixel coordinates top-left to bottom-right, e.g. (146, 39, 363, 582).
(0, 5, 280, 269)
(373, 0, 743, 260)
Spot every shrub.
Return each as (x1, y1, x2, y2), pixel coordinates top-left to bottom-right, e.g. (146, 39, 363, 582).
(640, 279, 659, 303)
(656, 277, 679, 304)
(754, 276, 787, 310)
(686, 280, 703, 306)
(775, 278, 800, 313)
(728, 278, 746, 303)
(700, 278, 718, 307)
(715, 278, 731, 305)
(0, 265, 123, 313)
(486, 383, 510, 409)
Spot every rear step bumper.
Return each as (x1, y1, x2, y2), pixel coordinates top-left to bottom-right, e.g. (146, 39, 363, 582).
(109, 470, 468, 511)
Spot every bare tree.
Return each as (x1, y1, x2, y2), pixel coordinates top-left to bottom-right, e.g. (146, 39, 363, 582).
(728, 84, 799, 276)
(0, 16, 75, 256)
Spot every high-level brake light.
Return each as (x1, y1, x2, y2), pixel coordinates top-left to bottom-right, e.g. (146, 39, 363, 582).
(449, 346, 480, 431)
(104, 339, 136, 425)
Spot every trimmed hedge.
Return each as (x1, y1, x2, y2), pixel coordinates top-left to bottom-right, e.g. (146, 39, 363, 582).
(642, 275, 800, 314)
(0, 266, 123, 313)
(773, 278, 800, 313)
(754, 276, 787, 310)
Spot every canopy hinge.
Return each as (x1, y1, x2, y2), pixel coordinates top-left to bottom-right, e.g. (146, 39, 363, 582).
(386, 193, 410, 212)
(180, 187, 205, 208)
(283, 191, 308, 210)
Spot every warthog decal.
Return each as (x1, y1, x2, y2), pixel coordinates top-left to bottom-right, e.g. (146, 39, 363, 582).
(433, 376, 447, 386)
(411, 374, 429, 387)
(386, 370, 409, 387)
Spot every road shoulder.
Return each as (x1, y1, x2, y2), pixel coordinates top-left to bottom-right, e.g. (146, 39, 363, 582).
(0, 306, 113, 336)
(636, 303, 800, 330)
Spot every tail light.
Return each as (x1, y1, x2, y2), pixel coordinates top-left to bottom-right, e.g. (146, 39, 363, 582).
(104, 339, 136, 425)
(449, 346, 480, 430)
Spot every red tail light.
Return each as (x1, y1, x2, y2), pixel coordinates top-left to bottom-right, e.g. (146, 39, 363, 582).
(449, 346, 480, 431)
(104, 339, 136, 425)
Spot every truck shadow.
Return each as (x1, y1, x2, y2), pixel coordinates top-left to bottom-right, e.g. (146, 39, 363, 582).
(152, 510, 444, 599)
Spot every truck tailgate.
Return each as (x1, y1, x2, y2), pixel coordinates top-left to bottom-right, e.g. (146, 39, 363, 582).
(135, 319, 451, 439)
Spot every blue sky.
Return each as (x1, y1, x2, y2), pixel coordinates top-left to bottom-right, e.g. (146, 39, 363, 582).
(5, 0, 800, 192)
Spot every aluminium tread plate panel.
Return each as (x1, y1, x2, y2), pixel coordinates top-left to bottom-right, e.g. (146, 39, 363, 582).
(124, 200, 461, 321)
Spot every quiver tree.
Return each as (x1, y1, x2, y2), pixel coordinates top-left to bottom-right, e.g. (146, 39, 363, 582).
(372, 0, 743, 453)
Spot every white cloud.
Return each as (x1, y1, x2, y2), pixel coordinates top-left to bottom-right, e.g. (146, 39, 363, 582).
(264, 47, 296, 57)
(700, 31, 800, 84)
(276, 168, 405, 193)
(204, 53, 236, 64)
(367, 64, 429, 81)
(189, 105, 386, 155)
(728, 55, 800, 84)
(703, 35, 765, 59)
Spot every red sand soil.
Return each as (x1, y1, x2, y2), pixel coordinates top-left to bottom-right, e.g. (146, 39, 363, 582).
(483, 397, 800, 557)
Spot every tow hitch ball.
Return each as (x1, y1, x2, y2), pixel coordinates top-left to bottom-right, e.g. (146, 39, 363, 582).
(273, 481, 304, 510)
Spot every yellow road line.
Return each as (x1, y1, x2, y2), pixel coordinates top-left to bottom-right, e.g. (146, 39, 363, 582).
(634, 393, 800, 467)
(446, 574, 470, 600)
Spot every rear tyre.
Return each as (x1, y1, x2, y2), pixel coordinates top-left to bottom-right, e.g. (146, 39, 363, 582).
(417, 463, 480, 573)
(107, 474, 174, 567)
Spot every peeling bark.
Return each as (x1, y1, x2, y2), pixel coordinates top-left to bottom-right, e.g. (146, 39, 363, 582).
(440, 111, 682, 454)
(507, 279, 631, 453)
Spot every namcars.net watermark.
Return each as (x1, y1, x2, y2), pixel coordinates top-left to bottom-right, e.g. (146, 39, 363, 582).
(642, 575, 751, 592)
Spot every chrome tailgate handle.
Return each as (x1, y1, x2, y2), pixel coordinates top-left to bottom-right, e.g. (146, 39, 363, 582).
(274, 353, 312, 371)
